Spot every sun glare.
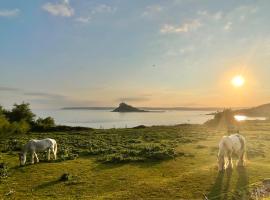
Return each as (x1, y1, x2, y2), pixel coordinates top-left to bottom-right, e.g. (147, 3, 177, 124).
(231, 75, 245, 87)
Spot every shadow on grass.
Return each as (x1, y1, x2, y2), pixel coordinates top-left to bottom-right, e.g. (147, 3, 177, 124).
(232, 167, 249, 199)
(207, 171, 225, 200)
(207, 167, 249, 200)
(34, 179, 61, 190)
(92, 160, 165, 171)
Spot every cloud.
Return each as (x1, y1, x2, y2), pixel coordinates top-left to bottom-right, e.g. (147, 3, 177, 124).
(0, 9, 20, 17)
(0, 86, 21, 91)
(23, 92, 66, 99)
(116, 97, 150, 103)
(197, 10, 223, 21)
(42, 0, 74, 17)
(160, 19, 202, 34)
(91, 4, 116, 14)
(224, 22, 232, 31)
(165, 46, 195, 57)
(142, 5, 163, 18)
(75, 4, 116, 24)
(75, 16, 91, 23)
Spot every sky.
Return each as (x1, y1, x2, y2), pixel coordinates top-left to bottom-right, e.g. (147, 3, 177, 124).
(1, 0, 270, 109)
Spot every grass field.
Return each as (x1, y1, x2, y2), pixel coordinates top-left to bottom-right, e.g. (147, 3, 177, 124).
(1, 121, 270, 199)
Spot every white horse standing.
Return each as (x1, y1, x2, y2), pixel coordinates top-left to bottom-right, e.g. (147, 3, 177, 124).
(18, 138, 57, 166)
(218, 134, 246, 171)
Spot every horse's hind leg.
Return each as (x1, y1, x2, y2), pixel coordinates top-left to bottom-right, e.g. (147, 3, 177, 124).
(53, 148, 57, 160)
(237, 151, 245, 167)
(47, 149, 51, 160)
(53, 143, 57, 160)
(227, 150, 233, 169)
(34, 152, 39, 163)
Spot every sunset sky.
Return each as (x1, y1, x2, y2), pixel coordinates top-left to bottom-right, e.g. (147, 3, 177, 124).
(1, 0, 270, 109)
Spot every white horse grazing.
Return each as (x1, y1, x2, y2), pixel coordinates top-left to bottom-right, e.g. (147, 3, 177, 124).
(18, 138, 57, 166)
(217, 134, 246, 171)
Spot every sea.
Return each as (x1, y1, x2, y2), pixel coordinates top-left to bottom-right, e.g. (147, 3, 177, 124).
(33, 109, 215, 129)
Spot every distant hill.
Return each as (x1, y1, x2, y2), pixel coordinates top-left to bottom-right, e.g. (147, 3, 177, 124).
(234, 103, 270, 117)
(112, 103, 148, 112)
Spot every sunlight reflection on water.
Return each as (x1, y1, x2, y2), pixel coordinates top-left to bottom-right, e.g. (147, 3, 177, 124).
(234, 115, 266, 122)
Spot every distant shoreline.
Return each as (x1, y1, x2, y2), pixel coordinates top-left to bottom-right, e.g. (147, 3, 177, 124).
(61, 106, 228, 111)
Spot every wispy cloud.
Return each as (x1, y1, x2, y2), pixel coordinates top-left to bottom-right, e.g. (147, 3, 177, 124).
(116, 97, 150, 103)
(23, 92, 66, 99)
(142, 5, 163, 18)
(160, 19, 202, 34)
(75, 4, 116, 24)
(75, 16, 91, 23)
(0, 9, 20, 17)
(165, 46, 195, 57)
(0, 86, 21, 91)
(42, 0, 74, 17)
(224, 21, 232, 31)
(91, 4, 116, 15)
(197, 10, 223, 21)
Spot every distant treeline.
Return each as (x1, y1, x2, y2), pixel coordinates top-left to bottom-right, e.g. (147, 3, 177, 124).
(204, 109, 238, 128)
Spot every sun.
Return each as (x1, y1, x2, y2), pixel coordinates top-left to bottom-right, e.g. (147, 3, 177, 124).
(231, 75, 245, 87)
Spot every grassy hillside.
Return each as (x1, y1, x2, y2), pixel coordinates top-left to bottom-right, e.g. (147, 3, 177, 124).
(235, 103, 270, 117)
(1, 122, 270, 199)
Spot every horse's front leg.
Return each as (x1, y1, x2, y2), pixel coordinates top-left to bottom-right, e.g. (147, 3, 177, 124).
(34, 152, 39, 163)
(31, 152, 35, 164)
(47, 149, 51, 161)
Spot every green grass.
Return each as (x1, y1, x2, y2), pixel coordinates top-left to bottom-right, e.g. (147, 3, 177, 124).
(1, 122, 270, 199)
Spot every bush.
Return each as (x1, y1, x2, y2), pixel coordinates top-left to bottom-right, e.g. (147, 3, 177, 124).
(9, 120, 30, 134)
(33, 117, 55, 131)
(58, 145, 79, 161)
(4, 103, 35, 124)
(0, 163, 8, 179)
(0, 115, 10, 135)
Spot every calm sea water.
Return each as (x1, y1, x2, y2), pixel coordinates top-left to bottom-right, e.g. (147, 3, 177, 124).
(33, 109, 214, 129)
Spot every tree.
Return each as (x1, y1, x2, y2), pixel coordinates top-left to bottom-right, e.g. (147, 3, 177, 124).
(5, 103, 35, 124)
(34, 117, 55, 131)
(205, 109, 237, 128)
(0, 106, 4, 115)
(0, 115, 10, 135)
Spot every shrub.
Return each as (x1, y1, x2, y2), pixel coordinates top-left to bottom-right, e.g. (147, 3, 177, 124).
(0, 115, 10, 135)
(4, 103, 35, 124)
(58, 145, 79, 161)
(0, 163, 8, 179)
(33, 117, 55, 131)
(9, 120, 30, 134)
(60, 173, 72, 181)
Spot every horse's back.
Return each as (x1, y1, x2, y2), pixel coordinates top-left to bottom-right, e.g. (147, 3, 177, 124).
(27, 138, 56, 151)
(228, 134, 245, 152)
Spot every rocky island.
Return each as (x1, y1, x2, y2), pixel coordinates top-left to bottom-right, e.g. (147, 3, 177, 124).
(112, 103, 148, 112)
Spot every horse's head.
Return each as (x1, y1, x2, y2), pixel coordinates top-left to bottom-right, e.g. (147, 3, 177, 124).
(18, 152, 26, 166)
